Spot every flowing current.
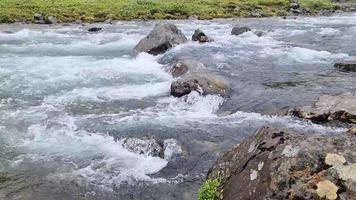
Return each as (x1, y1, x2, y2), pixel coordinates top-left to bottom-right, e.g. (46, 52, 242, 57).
(0, 14, 356, 200)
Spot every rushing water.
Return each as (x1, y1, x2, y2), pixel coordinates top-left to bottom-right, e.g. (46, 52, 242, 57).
(0, 13, 355, 200)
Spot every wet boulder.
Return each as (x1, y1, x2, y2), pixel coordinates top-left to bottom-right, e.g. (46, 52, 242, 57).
(192, 29, 213, 43)
(207, 127, 356, 200)
(334, 60, 356, 72)
(291, 94, 356, 124)
(169, 59, 230, 98)
(122, 138, 164, 158)
(134, 23, 188, 55)
(231, 26, 251, 36)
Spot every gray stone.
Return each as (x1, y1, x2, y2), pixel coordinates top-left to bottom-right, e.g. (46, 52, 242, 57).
(208, 127, 356, 200)
(45, 16, 57, 24)
(291, 94, 356, 124)
(134, 23, 188, 55)
(122, 138, 164, 158)
(231, 26, 251, 36)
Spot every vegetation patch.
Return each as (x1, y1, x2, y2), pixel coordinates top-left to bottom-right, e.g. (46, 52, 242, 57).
(0, 0, 338, 23)
(198, 178, 222, 200)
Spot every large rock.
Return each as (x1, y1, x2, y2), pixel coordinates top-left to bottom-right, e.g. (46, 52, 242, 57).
(169, 59, 230, 97)
(231, 26, 251, 36)
(134, 23, 188, 55)
(334, 60, 356, 72)
(192, 29, 213, 43)
(292, 94, 356, 124)
(207, 127, 356, 200)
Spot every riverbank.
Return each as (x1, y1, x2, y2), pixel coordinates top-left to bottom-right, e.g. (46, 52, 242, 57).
(0, 0, 344, 23)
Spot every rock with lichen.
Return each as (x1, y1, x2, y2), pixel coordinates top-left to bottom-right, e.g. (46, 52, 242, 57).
(291, 94, 356, 124)
(207, 127, 356, 200)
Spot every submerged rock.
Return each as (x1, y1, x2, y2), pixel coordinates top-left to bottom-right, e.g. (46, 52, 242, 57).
(192, 29, 213, 43)
(169, 59, 230, 98)
(207, 127, 356, 200)
(134, 23, 187, 55)
(291, 94, 356, 124)
(335, 60, 356, 72)
(231, 26, 251, 36)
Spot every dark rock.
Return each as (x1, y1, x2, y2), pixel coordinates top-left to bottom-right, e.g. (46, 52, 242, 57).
(254, 31, 264, 37)
(291, 94, 356, 124)
(134, 23, 188, 55)
(34, 13, 45, 24)
(34, 13, 43, 21)
(291, 8, 303, 14)
(170, 62, 189, 78)
(169, 59, 230, 98)
(45, 16, 57, 24)
(192, 29, 214, 43)
(88, 27, 102, 32)
(335, 60, 356, 72)
(122, 137, 164, 158)
(290, 2, 300, 9)
(231, 26, 251, 36)
(208, 127, 356, 200)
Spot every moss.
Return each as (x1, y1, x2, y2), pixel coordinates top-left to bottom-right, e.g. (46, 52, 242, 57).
(198, 179, 222, 200)
(0, 0, 337, 23)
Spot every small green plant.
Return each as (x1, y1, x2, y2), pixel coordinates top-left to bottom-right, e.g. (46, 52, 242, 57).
(198, 178, 222, 200)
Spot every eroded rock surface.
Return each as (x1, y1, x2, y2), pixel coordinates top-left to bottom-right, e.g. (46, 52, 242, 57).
(134, 23, 187, 55)
(291, 94, 356, 124)
(208, 127, 356, 200)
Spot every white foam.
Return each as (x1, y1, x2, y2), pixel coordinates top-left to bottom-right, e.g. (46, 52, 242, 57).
(260, 46, 348, 63)
(16, 116, 168, 187)
(317, 28, 340, 36)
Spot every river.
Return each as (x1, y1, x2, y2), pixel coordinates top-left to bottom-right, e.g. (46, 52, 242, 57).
(0, 13, 355, 200)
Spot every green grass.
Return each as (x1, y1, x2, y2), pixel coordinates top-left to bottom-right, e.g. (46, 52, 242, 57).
(198, 178, 222, 200)
(0, 0, 337, 23)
